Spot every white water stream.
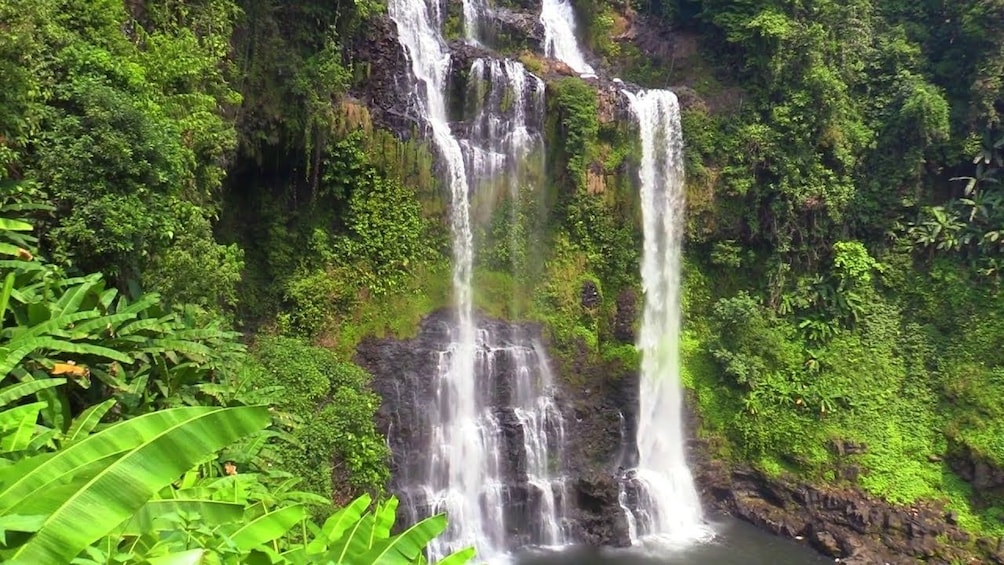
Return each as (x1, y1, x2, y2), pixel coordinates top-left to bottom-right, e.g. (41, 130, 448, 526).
(539, 0, 596, 76)
(534, 0, 710, 544)
(624, 89, 711, 544)
(389, 0, 567, 560)
(388, 0, 481, 557)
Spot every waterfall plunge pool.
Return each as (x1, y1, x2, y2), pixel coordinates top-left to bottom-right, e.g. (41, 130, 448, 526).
(509, 517, 832, 565)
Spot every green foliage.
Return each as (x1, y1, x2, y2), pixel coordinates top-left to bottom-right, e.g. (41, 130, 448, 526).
(0, 212, 465, 565)
(332, 141, 436, 297)
(571, 0, 621, 62)
(250, 337, 389, 500)
(685, 240, 1004, 539)
(0, 402, 468, 564)
(547, 77, 599, 191)
(142, 210, 245, 319)
(1, 0, 240, 285)
(5, 405, 269, 564)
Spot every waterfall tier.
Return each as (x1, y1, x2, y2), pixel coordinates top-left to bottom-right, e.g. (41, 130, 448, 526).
(388, 0, 567, 559)
(624, 88, 712, 545)
(365, 316, 570, 561)
(539, 0, 596, 76)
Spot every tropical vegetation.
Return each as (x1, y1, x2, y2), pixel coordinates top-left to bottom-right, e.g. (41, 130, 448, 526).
(3, 0, 1004, 560)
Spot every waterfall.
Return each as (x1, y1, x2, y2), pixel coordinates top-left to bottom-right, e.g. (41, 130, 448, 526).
(388, 0, 480, 556)
(539, 0, 596, 76)
(389, 0, 567, 559)
(534, 0, 708, 544)
(462, 0, 488, 43)
(623, 89, 711, 545)
(615, 412, 640, 541)
(464, 58, 545, 206)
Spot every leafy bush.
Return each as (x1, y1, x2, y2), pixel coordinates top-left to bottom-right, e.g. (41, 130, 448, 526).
(250, 336, 389, 500)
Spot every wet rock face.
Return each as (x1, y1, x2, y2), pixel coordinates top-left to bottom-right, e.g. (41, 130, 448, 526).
(949, 442, 1004, 493)
(348, 15, 417, 137)
(567, 474, 632, 547)
(356, 309, 636, 548)
(614, 290, 636, 343)
(580, 280, 600, 309)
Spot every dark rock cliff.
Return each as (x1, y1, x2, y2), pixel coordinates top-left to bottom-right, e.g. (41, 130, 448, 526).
(356, 310, 637, 547)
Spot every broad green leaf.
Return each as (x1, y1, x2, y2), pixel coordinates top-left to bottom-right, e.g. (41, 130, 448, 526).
(11, 405, 269, 564)
(0, 412, 41, 453)
(0, 402, 46, 432)
(329, 511, 378, 562)
(119, 499, 245, 535)
(6, 310, 99, 341)
(114, 318, 169, 337)
(373, 497, 399, 542)
(0, 407, 243, 515)
(24, 428, 57, 453)
(0, 272, 13, 330)
(229, 504, 306, 551)
(0, 243, 24, 257)
(35, 339, 132, 363)
(63, 399, 116, 445)
(68, 312, 140, 338)
(146, 548, 205, 565)
(0, 514, 45, 545)
(0, 219, 32, 232)
(308, 494, 371, 553)
(97, 288, 118, 311)
(52, 277, 100, 319)
(280, 546, 310, 565)
(0, 340, 53, 379)
(357, 514, 448, 565)
(435, 547, 476, 565)
(0, 379, 65, 409)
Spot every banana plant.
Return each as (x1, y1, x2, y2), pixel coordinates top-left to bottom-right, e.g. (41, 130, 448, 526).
(0, 405, 270, 564)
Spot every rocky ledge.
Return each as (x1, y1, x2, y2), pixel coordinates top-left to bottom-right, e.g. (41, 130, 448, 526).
(687, 413, 1004, 564)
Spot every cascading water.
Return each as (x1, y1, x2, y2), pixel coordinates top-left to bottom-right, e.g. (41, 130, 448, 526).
(615, 411, 640, 542)
(388, 0, 480, 555)
(623, 89, 710, 544)
(389, 0, 568, 559)
(519, 340, 569, 547)
(536, 0, 709, 541)
(464, 58, 544, 209)
(539, 0, 596, 76)
(462, 0, 488, 43)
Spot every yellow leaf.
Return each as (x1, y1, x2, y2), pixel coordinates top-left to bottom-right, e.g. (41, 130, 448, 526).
(51, 363, 89, 378)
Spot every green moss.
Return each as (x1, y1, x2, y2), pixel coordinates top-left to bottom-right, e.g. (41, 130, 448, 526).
(546, 77, 599, 191)
(601, 342, 640, 370)
(681, 251, 1004, 539)
(333, 262, 451, 357)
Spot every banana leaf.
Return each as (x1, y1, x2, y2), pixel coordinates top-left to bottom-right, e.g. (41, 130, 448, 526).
(9, 405, 269, 563)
